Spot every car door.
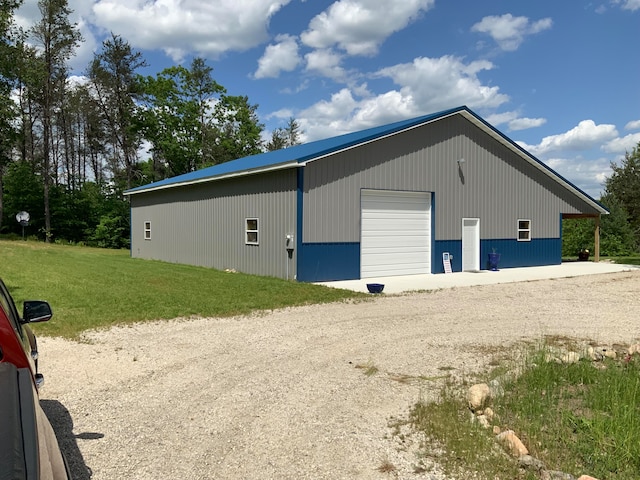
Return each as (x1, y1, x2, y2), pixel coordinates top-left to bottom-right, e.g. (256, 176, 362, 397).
(0, 280, 35, 373)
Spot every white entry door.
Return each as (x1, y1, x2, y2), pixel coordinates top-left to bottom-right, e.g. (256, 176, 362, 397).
(462, 218, 480, 271)
(361, 190, 431, 278)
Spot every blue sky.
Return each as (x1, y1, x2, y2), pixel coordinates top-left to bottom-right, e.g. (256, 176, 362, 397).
(16, 0, 640, 198)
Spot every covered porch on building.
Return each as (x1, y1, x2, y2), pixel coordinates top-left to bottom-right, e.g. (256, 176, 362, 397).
(563, 213, 603, 261)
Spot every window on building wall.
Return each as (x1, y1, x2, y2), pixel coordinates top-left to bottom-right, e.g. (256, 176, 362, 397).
(144, 221, 152, 240)
(245, 218, 259, 245)
(517, 219, 531, 241)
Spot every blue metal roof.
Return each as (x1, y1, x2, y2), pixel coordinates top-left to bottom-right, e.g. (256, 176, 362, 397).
(123, 105, 607, 214)
(124, 106, 466, 195)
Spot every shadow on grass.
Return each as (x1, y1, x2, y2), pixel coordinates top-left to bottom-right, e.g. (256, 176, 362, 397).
(41, 400, 102, 480)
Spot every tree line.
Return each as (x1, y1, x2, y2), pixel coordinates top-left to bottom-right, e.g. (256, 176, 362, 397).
(563, 144, 640, 257)
(0, 0, 300, 247)
(1, 1, 638, 255)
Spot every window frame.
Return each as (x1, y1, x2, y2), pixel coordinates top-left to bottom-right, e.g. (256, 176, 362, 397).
(245, 218, 259, 245)
(517, 219, 531, 242)
(144, 221, 152, 240)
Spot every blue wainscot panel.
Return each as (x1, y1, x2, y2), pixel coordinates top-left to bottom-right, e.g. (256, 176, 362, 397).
(480, 238, 561, 270)
(433, 238, 561, 273)
(297, 243, 360, 282)
(434, 240, 463, 273)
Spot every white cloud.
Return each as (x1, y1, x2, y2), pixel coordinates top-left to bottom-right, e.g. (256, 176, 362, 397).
(298, 91, 406, 142)
(67, 75, 90, 88)
(267, 108, 295, 120)
(298, 88, 359, 140)
(376, 56, 509, 112)
(304, 49, 347, 81)
(91, 0, 291, 61)
(72, 18, 99, 71)
(280, 80, 310, 95)
(254, 34, 301, 79)
(486, 110, 519, 127)
(544, 156, 610, 198)
(522, 120, 618, 156)
(348, 90, 415, 127)
(14, 2, 40, 32)
(485, 112, 546, 131)
(614, 0, 640, 11)
(625, 119, 640, 130)
(508, 117, 547, 131)
(298, 55, 510, 141)
(602, 132, 640, 153)
(471, 14, 552, 51)
(300, 0, 434, 56)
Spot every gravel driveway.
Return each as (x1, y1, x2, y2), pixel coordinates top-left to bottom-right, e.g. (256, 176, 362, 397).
(39, 271, 640, 480)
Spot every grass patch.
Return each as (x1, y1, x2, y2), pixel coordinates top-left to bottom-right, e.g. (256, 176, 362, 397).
(389, 373, 450, 385)
(499, 349, 640, 478)
(0, 240, 365, 338)
(610, 255, 640, 265)
(561, 255, 640, 265)
(407, 342, 640, 479)
(409, 381, 525, 479)
(355, 361, 379, 377)
(376, 458, 397, 474)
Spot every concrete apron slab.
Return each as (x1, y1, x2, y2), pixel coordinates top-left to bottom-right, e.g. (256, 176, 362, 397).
(316, 262, 640, 294)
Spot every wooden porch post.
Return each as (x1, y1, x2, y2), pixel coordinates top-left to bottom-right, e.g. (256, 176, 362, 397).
(594, 215, 601, 262)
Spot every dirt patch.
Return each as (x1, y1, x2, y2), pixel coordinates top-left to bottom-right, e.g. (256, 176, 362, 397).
(38, 271, 640, 479)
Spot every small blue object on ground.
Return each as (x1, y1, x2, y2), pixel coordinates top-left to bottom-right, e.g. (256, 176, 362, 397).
(366, 283, 385, 294)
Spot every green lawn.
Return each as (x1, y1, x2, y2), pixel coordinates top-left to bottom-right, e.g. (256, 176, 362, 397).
(610, 255, 640, 265)
(410, 343, 640, 479)
(1, 240, 364, 338)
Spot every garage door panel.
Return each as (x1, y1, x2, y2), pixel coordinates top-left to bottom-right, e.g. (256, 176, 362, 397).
(363, 263, 428, 277)
(362, 245, 430, 255)
(361, 254, 429, 267)
(362, 228, 424, 239)
(361, 190, 431, 278)
(362, 220, 428, 229)
(361, 217, 428, 229)
(362, 238, 430, 249)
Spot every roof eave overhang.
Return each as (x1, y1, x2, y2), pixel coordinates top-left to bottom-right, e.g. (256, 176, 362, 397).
(125, 107, 608, 215)
(124, 160, 300, 196)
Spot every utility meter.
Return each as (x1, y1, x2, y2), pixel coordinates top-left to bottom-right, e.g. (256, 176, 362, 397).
(285, 234, 294, 250)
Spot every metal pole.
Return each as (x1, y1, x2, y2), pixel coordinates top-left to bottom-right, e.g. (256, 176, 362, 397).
(594, 215, 601, 262)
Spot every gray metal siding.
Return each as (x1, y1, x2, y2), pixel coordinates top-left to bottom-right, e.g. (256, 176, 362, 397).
(303, 115, 596, 243)
(131, 170, 297, 278)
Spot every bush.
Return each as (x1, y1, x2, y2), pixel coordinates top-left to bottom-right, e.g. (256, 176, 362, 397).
(90, 214, 130, 249)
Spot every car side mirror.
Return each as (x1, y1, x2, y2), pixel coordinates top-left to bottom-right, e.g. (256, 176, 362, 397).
(22, 300, 53, 323)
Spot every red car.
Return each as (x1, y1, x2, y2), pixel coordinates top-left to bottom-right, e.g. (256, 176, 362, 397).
(0, 278, 53, 386)
(0, 278, 71, 479)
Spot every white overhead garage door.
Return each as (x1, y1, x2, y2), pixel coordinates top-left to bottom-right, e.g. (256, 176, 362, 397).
(361, 189, 431, 278)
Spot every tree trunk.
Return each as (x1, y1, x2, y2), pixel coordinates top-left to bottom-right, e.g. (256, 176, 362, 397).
(43, 106, 51, 242)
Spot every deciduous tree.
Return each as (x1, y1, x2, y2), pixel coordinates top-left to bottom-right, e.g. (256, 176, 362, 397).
(137, 58, 263, 177)
(136, 59, 224, 177)
(604, 142, 640, 248)
(30, 0, 81, 241)
(0, 0, 23, 230)
(213, 94, 264, 163)
(266, 117, 302, 151)
(88, 34, 146, 190)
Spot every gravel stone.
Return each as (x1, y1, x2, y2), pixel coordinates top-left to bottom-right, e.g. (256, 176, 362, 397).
(38, 271, 640, 479)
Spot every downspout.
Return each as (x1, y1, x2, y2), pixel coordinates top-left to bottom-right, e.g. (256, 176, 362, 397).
(594, 215, 601, 262)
